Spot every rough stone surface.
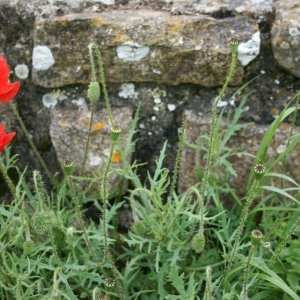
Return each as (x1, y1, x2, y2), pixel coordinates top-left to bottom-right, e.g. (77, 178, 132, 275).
(50, 101, 132, 194)
(166, 0, 273, 17)
(1, 0, 300, 201)
(32, 10, 259, 88)
(179, 110, 300, 195)
(271, 0, 300, 78)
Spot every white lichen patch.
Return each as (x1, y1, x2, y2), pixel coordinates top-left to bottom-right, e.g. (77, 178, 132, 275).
(32, 46, 55, 71)
(152, 69, 161, 74)
(238, 31, 261, 66)
(119, 83, 138, 98)
(276, 144, 286, 154)
(167, 104, 176, 111)
(217, 100, 228, 108)
(99, 0, 115, 4)
(14, 64, 29, 79)
(280, 41, 290, 49)
(289, 27, 300, 37)
(117, 42, 150, 62)
(42, 94, 58, 108)
(88, 154, 102, 167)
(72, 97, 88, 110)
(153, 97, 161, 104)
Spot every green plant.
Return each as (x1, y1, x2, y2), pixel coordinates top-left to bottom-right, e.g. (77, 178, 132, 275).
(1, 41, 300, 300)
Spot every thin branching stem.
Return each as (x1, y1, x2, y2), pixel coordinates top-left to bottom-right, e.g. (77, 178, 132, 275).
(9, 102, 57, 187)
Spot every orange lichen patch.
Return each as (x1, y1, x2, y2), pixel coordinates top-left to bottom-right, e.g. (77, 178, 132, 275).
(92, 120, 107, 132)
(58, 119, 69, 127)
(56, 18, 69, 26)
(83, 118, 91, 127)
(111, 150, 121, 164)
(90, 16, 104, 26)
(271, 107, 280, 116)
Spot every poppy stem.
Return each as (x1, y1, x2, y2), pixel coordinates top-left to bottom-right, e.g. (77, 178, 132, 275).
(9, 102, 58, 187)
(80, 107, 95, 176)
(0, 157, 16, 196)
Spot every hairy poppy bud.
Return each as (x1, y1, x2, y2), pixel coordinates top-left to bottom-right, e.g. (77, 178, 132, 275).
(191, 233, 205, 253)
(87, 81, 100, 104)
(132, 220, 146, 235)
(229, 39, 239, 54)
(64, 161, 74, 176)
(254, 163, 265, 179)
(110, 126, 121, 142)
(23, 239, 35, 254)
(32, 211, 52, 234)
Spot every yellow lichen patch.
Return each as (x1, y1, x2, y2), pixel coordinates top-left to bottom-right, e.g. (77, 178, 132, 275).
(83, 118, 91, 127)
(58, 119, 69, 127)
(92, 120, 107, 132)
(56, 18, 69, 26)
(271, 107, 280, 116)
(90, 16, 104, 27)
(111, 150, 121, 164)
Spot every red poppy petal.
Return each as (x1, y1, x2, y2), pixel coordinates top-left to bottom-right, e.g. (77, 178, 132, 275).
(0, 55, 10, 81)
(0, 82, 20, 102)
(3, 131, 16, 144)
(0, 131, 16, 152)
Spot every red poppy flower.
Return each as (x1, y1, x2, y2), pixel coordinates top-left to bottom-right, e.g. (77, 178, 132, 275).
(0, 55, 20, 102)
(0, 123, 16, 152)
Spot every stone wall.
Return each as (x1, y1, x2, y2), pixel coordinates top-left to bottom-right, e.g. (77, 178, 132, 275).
(0, 0, 300, 192)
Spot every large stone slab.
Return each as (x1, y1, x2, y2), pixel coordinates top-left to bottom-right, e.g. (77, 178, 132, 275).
(166, 0, 273, 17)
(32, 10, 259, 88)
(272, 0, 300, 78)
(179, 110, 300, 195)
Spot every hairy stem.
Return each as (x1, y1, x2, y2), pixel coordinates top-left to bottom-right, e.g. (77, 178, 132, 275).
(9, 102, 57, 187)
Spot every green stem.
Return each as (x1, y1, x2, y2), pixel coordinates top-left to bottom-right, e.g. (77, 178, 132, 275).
(167, 116, 186, 201)
(100, 141, 116, 259)
(9, 102, 57, 187)
(242, 245, 255, 299)
(80, 108, 95, 175)
(228, 179, 259, 268)
(268, 216, 300, 268)
(0, 157, 16, 196)
(68, 176, 103, 267)
(89, 43, 114, 126)
(197, 50, 237, 236)
(100, 142, 125, 300)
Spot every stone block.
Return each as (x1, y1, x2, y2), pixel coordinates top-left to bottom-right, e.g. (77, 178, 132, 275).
(179, 110, 300, 195)
(50, 102, 132, 196)
(272, 0, 300, 78)
(32, 10, 259, 87)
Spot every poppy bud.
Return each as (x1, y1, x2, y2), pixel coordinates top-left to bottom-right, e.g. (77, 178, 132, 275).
(191, 233, 205, 253)
(64, 161, 74, 176)
(23, 239, 35, 254)
(229, 39, 239, 54)
(87, 81, 100, 104)
(110, 126, 121, 142)
(132, 220, 146, 235)
(254, 163, 265, 179)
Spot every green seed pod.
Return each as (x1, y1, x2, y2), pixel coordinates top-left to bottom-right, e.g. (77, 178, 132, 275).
(191, 233, 205, 253)
(23, 240, 35, 254)
(229, 39, 239, 54)
(104, 277, 115, 288)
(132, 220, 146, 235)
(254, 163, 265, 179)
(64, 160, 74, 176)
(88, 81, 100, 104)
(110, 126, 121, 142)
(32, 211, 52, 234)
